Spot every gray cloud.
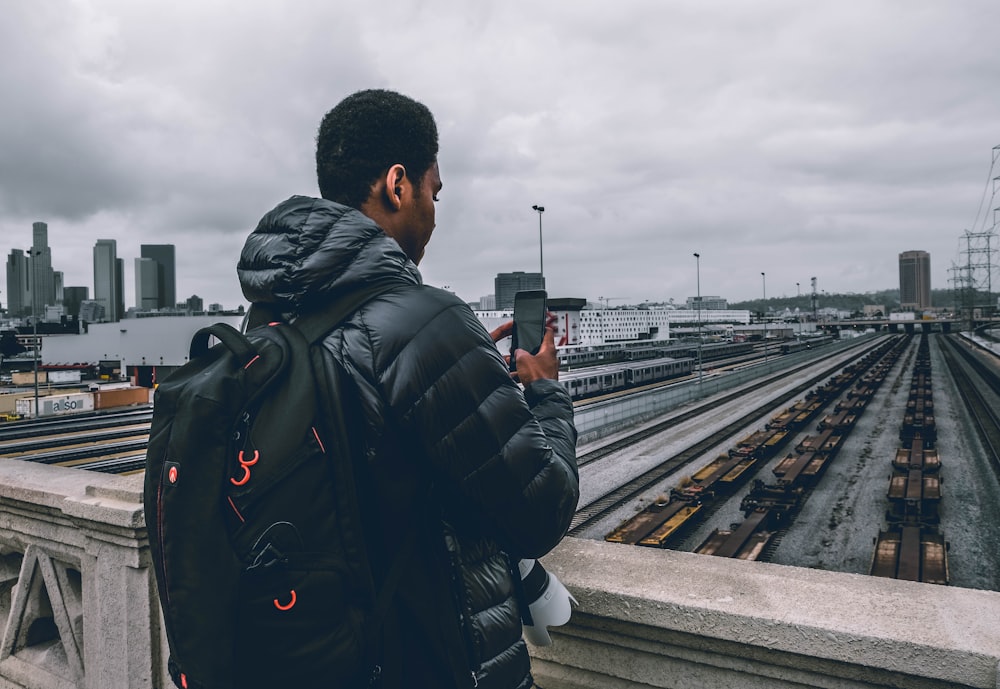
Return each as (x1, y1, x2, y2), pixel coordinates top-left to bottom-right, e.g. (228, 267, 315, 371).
(2, 0, 998, 312)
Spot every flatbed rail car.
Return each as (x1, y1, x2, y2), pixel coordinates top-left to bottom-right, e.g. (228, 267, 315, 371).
(892, 432, 939, 472)
(685, 453, 759, 496)
(605, 496, 703, 546)
(695, 509, 776, 559)
(729, 428, 788, 461)
(870, 333, 949, 585)
(771, 450, 829, 487)
(766, 393, 824, 432)
(870, 525, 949, 585)
(795, 428, 845, 457)
(886, 468, 941, 524)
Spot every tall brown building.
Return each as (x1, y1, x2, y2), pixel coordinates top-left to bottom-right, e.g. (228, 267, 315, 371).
(899, 250, 931, 310)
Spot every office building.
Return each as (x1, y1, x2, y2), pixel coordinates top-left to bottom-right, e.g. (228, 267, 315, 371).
(63, 287, 89, 318)
(140, 244, 176, 309)
(478, 294, 496, 310)
(5, 249, 28, 317)
(79, 300, 106, 323)
(494, 271, 545, 310)
(135, 258, 160, 310)
(899, 250, 931, 310)
(94, 240, 123, 322)
(30, 222, 56, 310)
(686, 295, 728, 310)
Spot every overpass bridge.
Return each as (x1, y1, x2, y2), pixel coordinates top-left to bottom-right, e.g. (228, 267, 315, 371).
(0, 336, 997, 688)
(817, 317, 1000, 336)
(0, 461, 995, 689)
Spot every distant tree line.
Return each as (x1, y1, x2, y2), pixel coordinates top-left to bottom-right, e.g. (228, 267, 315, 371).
(730, 288, 962, 316)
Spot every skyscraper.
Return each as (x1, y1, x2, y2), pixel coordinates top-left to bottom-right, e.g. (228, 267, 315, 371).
(135, 257, 160, 309)
(140, 244, 176, 309)
(899, 250, 931, 310)
(5, 250, 28, 317)
(93, 239, 122, 322)
(62, 286, 89, 318)
(494, 271, 546, 310)
(30, 222, 56, 309)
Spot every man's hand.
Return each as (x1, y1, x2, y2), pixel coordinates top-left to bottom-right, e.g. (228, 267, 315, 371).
(489, 314, 559, 384)
(512, 325, 559, 384)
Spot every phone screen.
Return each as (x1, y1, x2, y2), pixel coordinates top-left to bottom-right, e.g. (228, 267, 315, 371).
(511, 290, 547, 371)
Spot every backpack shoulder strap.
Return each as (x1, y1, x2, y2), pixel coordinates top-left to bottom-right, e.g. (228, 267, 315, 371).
(246, 282, 399, 344)
(295, 282, 399, 344)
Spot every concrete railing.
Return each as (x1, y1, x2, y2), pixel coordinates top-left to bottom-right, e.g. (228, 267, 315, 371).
(531, 538, 1000, 689)
(0, 460, 164, 689)
(0, 460, 996, 689)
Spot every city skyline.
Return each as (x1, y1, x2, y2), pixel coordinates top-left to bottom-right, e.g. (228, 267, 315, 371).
(2, 225, 191, 321)
(1, 221, 958, 318)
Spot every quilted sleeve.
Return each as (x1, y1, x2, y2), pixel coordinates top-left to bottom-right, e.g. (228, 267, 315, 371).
(371, 289, 580, 559)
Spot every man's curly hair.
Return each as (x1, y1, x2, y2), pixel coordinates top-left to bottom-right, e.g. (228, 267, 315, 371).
(316, 89, 439, 208)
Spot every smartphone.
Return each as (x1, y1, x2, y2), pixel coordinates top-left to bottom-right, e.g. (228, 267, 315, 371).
(510, 290, 548, 372)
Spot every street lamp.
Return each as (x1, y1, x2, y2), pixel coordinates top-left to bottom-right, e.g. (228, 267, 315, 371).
(761, 271, 767, 364)
(796, 282, 801, 339)
(27, 248, 41, 416)
(694, 252, 702, 387)
(532, 205, 545, 278)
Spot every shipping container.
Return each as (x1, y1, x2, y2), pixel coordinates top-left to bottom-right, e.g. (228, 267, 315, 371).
(15, 392, 95, 418)
(93, 387, 152, 410)
(11, 371, 47, 386)
(47, 369, 83, 384)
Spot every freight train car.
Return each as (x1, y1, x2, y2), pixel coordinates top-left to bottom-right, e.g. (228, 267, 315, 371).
(870, 525, 949, 585)
(871, 334, 949, 585)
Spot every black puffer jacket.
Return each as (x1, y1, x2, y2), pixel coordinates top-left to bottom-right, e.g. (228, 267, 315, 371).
(238, 196, 579, 689)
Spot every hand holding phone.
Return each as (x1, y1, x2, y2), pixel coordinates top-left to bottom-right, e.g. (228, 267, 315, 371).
(510, 290, 548, 372)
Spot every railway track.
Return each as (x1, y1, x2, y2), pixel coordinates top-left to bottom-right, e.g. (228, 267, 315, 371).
(575, 337, 873, 469)
(0, 407, 152, 442)
(940, 336, 1000, 479)
(568, 337, 889, 536)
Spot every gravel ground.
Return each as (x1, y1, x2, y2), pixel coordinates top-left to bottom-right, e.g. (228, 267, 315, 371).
(574, 334, 1000, 593)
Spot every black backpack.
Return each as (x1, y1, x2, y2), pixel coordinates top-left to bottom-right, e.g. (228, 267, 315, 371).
(144, 289, 397, 689)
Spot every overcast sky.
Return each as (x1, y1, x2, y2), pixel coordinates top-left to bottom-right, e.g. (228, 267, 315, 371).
(3, 1, 999, 311)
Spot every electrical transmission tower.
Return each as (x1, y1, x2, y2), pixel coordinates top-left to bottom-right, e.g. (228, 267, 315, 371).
(949, 145, 999, 323)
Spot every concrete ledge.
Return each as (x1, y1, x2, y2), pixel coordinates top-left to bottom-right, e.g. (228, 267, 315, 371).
(0, 460, 158, 689)
(531, 538, 1000, 689)
(0, 459, 996, 688)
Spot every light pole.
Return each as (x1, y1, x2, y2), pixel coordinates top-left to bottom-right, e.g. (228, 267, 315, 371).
(694, 252, 702, 387)
(761, 271, 767, 364)
(28, 248, 40, 416)
(796, 282, 801, 338)
(532, 205, 545, 279)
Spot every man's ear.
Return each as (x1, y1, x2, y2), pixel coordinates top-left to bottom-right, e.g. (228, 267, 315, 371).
(383, 164, 407, 210)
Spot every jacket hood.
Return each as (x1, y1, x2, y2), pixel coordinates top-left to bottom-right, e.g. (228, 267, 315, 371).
(237, 195, 422, 311)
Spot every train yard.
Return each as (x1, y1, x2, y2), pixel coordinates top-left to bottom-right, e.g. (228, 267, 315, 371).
(2, 332, 999, 592)
(574, 333, 1000, 592)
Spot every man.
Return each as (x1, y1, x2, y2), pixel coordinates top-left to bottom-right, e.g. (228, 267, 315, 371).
(237, 89, 579, 689)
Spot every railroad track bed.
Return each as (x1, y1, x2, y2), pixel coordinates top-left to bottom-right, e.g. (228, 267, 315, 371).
(611, 336, 908, 555)
(571, 336, 894, 538)
(585, 333, 1000, 592)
